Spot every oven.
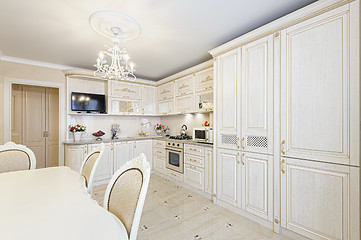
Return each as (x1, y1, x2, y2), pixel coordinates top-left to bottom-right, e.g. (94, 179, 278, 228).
(165, 141, 184, 174)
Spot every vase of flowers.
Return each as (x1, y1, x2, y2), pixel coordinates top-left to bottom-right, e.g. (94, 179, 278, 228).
(154, 124, 164, 135)
(68, 124, 86, 142)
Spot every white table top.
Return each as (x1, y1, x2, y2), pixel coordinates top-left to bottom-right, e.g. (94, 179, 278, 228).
(0, 167, 127, 240)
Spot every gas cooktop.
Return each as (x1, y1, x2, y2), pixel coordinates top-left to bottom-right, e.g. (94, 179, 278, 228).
(168, 135, 192, 140)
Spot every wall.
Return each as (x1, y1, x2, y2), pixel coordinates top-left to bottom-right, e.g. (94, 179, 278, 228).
(0, 60, 66, 144)
(160, 112, 212, 136)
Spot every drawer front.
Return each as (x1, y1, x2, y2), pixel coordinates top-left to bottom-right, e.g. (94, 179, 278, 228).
(184, 164, 204, 191)
(185, 154, 204, 168)
(165, 169, 184, 182)
(153, 155, 165, 174)
(157, 82, 174, 100)
(153, 147, 166, 157)
(153, 140, 166, 148)
(185, 144, 204, 156)
(110, 81, 141, 100)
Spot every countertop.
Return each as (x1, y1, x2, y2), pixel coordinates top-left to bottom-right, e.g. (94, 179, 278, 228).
(64, 135, 213, 147)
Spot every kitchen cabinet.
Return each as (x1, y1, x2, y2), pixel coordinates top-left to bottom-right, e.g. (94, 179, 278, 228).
(109, 98, 140, 114)
(153, 140, 166, 174)
(134, 140, 152, 168)
(141, 86, 156, 115)
(157, 82, 174, 101)
(64, 144, 87, 172)
(153, 155, 165, 174)
(175, 94, 194, 113)
(195, 68, 213, 92)
(216, 148, 241, 206)
(157, 99, 173, 115)
(88, 143, 113, 182)
(280, 157, 360, 240)
(113, 141, 134, 172)
(109, 81, 141, 100)
(175, 75, 194, 97)
(280, 4, 359, 166)
(196, 90, 213, 112)
(216, 49, 241, 150)
(184, 164, 204, 190)
(241, 152, 273, 221)
(204, 148, 213, 195)
(241, 35, 273, 155)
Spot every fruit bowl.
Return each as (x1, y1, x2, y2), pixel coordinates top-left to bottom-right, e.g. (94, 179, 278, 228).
(92, 130, 105, 141)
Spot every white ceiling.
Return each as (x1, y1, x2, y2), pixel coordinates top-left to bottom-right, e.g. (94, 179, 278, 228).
(0, 0, 317, 80)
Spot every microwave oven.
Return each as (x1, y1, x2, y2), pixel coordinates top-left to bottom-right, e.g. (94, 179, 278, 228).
(193, 127, 213, 143)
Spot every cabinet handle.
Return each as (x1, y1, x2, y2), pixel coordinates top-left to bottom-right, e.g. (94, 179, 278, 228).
(241, 153, 245, 165)
(281, 140, 286, 155)
(241, 138, 245, 149)
(281, 159, 286, 174)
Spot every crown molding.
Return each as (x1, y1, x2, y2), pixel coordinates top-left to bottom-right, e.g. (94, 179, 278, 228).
(0, 56, 79, 70)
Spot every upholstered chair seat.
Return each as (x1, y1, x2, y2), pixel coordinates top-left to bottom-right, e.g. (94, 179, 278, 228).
(0, 142, 36, 173)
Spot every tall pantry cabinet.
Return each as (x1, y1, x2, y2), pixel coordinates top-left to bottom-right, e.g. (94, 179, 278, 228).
(212, 1, 360, 239)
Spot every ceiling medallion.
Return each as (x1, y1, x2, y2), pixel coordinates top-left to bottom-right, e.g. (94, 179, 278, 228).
(89, 10, 141, 81)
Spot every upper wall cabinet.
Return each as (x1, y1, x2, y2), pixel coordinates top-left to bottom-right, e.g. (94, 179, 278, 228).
(109, 81, 141, 100)
(141, 86, 156, 115)
(241, 35, 274, 155)
(216, 49, 241, 150)
(157, 82, 174, 101)
(280, 4, 360, 166)
(175, 75, 194, 97)
(195, 68, 213, 92)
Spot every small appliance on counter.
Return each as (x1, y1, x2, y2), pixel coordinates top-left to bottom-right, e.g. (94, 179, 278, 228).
(111, 123, 120, 139)
(164, 126, 170, 137)
(180, 125, 188, 136)
(193, 127, 213, 143)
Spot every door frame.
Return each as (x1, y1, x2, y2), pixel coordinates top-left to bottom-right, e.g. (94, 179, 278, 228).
(3, 77, 66, 166)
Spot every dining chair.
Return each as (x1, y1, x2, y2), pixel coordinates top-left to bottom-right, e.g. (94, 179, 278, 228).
(80, 143, 105, 194)
(0, 141, 36, 173)
(103, 153, 150, 240)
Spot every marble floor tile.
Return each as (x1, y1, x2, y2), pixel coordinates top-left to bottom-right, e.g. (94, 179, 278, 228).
(92, 174, 294, 240)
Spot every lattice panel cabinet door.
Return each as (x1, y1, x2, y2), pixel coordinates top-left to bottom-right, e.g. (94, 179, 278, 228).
(280, 3, 360, 166)
(241, 35, 274, 155)
(215, 49, 241, 150)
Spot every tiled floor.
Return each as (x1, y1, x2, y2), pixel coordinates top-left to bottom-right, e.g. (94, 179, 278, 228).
(92, 174, 292, 240)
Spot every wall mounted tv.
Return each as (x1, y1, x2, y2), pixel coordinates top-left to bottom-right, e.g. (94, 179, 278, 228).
(71, 92, 106, 113)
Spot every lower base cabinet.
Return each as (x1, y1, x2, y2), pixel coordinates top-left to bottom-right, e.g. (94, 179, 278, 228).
(88, 143, 113, 182)
(184, 163, 204, 190)
(153, 155, 165, 174)
(280, 157, 360, 240)
(64, 145, 87, 172)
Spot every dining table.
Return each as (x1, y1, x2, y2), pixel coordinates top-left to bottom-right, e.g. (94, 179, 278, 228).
(0, 166, 128, 240)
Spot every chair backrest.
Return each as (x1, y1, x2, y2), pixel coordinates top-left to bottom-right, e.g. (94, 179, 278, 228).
(80, 143, 105, 194)
(0, 141, 36, 174)
(103, 153, 150, 240)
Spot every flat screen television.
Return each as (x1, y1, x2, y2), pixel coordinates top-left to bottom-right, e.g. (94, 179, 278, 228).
(71, 92, 106, 113)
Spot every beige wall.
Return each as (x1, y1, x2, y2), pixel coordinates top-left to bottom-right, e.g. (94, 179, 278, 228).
(0, 60, 65, 144)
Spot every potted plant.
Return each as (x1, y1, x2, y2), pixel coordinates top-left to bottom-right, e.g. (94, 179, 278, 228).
(154, 124, 164, 135)
(68, 124, 86, 141)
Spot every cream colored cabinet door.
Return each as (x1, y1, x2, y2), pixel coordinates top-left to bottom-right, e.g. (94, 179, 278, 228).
(241, 35, 273, 155)
(114, 141, 134, 172)
(157, 99, 173, 115)
(280, 157, 360, 240)
(204, 148, 213, 195)
(109, 81, 141, 100)
(153, 155, 165, 174)
(196, 90, 213, 112)
(141, 86, 156, 115)
(134, 140, 152, 169)
(216, 49, 241, 150)
(175, 75, 194, 97)
(195, 67, 213, 92)
(64, 145, 87, 172)
(184, 164, 204, 191)
(241, 152, 273, 221)
(216, 148, 241, 206)
(175, 94, 194, 114)
(157, 82, 174, 101)
(88, 143, 113, 182)
(280, 4, 360, 166)
(110, 98, 140, 115)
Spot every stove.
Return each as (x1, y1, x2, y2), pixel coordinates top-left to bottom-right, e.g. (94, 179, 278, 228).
(165, 140, 184, 174)
(169, 135, 192, 140)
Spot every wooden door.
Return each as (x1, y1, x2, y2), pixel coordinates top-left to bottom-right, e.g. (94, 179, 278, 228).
(64, 145, 87, 172)
(217, 148, 241, 206)
(114, 141, 134, 171)
(45, 88, 59, 167)
(134, 140, 152, 168)
(280, 4, 359, 166)
(11, 84, 23, 144)
(241, 35, 273, 155)
(241, 152, 273, 221)
(216, 49, 241, 150)
(88, 143, 113, 182)
(22, 85, 46, 168)
(141, 86, 156, 115)
(280, 157, 360, 240)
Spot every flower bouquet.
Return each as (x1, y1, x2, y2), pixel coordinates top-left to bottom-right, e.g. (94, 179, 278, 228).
(68, 124, 86, 141)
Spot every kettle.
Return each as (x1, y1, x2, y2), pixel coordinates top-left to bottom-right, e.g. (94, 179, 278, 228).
(180, 125, 188, 136)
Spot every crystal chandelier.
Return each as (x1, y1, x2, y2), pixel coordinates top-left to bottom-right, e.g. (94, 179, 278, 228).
(89, 10, 141, 81)
(94, 27, 136, 81)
